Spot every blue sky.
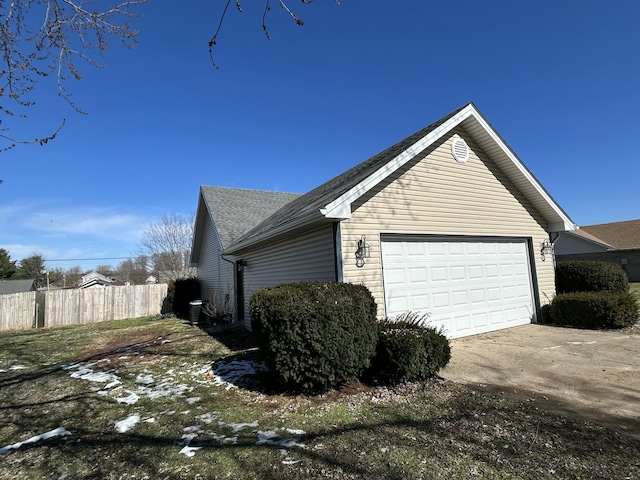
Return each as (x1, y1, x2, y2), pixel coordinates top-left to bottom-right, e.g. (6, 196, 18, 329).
(2, 0, 639, 271)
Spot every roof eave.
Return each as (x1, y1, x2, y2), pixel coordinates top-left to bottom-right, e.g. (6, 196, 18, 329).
(190, 187, 223, 266)
(224, 213, 329, 256)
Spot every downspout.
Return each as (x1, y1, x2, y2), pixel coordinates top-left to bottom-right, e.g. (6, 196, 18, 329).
(333, 222, 344, 283)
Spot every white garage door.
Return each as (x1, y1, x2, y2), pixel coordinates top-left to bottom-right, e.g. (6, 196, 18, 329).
(381, 237, 535, 338)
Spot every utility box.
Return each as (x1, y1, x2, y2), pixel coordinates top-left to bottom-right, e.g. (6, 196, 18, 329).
(189, 300, 202, 325)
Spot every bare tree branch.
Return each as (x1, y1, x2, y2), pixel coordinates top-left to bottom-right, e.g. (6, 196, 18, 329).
(210, 0, 340, 69)
(0, 0, 146, 151)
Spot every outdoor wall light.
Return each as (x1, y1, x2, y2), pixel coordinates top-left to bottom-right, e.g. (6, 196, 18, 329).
(355, 235, 370, 268)
(540, 239, 553, 261)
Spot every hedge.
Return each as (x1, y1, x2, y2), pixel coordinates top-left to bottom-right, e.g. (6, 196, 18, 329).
(550, 291, 639, 329)
(250, 282, 379, 394)
(171, 277, 201, 318)
(556, 260, 628, 294)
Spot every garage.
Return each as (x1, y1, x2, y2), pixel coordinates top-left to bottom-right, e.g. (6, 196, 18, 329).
(381, 236, 537, 338)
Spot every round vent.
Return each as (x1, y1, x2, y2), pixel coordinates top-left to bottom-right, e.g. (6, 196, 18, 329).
(451, 138, 469, 164)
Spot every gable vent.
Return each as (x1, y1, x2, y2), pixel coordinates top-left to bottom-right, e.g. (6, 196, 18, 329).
(451, 138, 469, 164)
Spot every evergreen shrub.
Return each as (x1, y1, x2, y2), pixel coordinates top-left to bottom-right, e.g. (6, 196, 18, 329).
(172, 277, 201, 318)
(366, 312, 451, 386)
(550, 291, 638, 329)
(250, 282, 378, 394)
(556, 260, 628, 294)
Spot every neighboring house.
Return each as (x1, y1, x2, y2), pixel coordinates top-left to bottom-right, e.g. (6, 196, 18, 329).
(155, 269, 196, 284)
(78, 271, 119, 289)
(191, 103, 576, 339)
(554, 219, 640, 281)
(0, 279, 36, 295)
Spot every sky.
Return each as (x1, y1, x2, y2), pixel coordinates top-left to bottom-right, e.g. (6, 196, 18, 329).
(2, 0, 640, 271)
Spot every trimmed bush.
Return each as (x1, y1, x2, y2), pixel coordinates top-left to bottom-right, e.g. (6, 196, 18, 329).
(550, 291, 639, 329)
(366, 313, 451, 386)
(556, 260, 628, 294)
(172, 277, 201, 318)
(250, 282, 378, 394)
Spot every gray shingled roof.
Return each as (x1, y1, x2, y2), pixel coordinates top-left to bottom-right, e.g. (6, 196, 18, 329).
(224, 104, 469, 254)
(0, 279, 36, 295)
(200, 186, 302, 248)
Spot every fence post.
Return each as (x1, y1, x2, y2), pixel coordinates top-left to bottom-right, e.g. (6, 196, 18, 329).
(35, 291, 45, 328)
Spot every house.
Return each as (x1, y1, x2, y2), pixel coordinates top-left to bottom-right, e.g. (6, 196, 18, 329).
(554, 219, 640, 282)
(0, 279, 36, 295)
(191, 103, 576, 338)
(78, 271, 119, 289)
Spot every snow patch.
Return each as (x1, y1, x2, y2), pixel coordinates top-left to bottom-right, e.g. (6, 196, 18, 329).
(0, 427, 71, 454)
(115, 392, 140, 405)
(256, 429, 306, 448)
(135, 373, 154, 385)
(179, 446, 201, 457)
(219, 420, 259, 433)
(210, 359, 268, 390)
(195, 412, 219, 424)
(68, 366, 120, 384)
(113, 413, 141, 433)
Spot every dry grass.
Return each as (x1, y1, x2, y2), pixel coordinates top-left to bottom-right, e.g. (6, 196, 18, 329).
(1, 317, 639, 479)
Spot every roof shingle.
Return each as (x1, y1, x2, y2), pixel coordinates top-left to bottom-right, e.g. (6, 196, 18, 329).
(200, 186, 302, 248)
(579, 219, 640, 249)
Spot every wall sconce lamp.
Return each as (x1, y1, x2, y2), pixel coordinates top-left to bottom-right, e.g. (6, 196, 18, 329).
(540, 239, 553, 261)
(355, 235, 370, 268)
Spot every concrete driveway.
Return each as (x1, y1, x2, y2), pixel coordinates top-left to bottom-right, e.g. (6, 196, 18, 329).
(440, 324, 640, 436)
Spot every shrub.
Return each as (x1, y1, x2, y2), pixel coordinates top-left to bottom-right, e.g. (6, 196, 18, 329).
(550, 291, 639, 329)
(365, 312, 451, 386)
(172, 277, 201, 318)
(556, 260, 628, 294)
(250, 282, 379, 394)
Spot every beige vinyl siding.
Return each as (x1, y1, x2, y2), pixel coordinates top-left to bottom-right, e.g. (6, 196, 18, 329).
(241, 225, 337, 329)
(195, 212, 235, 304)
(341, 127, 555, 318)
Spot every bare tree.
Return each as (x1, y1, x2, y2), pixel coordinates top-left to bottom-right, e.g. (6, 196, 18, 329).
(116, 254, 149, 284)
(140, 212, 194, 283)
(1, 0, 146, 152)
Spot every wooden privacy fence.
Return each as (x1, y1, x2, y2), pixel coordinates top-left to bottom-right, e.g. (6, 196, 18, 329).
(0, 284, 169, 332)
(0, 291, 37, 331)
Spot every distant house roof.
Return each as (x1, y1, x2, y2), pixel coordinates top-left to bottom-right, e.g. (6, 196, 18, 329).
(224, 103, 575, 255)
(191, 186, 302, 263)
(0, 279, 36, 295)
(575, 219, 640, 250)
(78, 271, 117, 289)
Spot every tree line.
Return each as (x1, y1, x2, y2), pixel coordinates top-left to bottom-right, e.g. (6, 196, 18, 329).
(0, 212, 194, 289)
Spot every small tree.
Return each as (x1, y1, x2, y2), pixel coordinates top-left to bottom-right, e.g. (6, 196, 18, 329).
(14, 253, 46, 287)
(63, 266, 84, 288)
(116, 255, 149, 285)
(0, 249, 17, 279)
(140, 213, 195, 282)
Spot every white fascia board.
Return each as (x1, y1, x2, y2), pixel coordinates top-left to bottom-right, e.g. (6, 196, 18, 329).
(321, 105, 476, 219)
(469, 112, 576, 232)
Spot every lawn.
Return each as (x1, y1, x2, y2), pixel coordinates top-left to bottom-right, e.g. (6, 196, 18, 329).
(1, 317, 639, 480)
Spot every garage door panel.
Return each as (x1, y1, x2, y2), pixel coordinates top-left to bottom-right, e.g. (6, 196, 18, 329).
(409, 267, 427, 283)
(382, 238, 535, 338)
(470, 288, 485, 304)
(430, 266, 448, 282)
